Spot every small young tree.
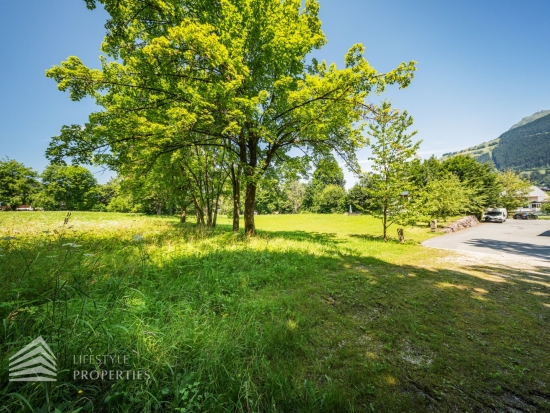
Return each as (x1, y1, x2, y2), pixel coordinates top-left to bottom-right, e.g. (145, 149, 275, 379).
(366, 101, 421, 241)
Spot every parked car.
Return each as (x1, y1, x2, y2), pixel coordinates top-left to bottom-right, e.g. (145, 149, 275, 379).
(513, 212, 538, 220)
(522, 213, 539, 220)
(484, 210, 506, 223)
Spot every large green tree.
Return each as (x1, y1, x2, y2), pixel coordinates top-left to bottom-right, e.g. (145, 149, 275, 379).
(347, 174, 381, 214)
(0, 158, 41, 209)
(37, 164, 98, 210)
(416, 174, 471, 221)
(313, 184, 346, 213)
(410, 155, 442, 188)
(441, 155, 500, 214)
(303, 156, 345, 211)
(46, 0, 416, 235)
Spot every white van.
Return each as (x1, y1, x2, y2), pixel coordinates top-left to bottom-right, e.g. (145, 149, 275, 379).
(484, 208, 507, 223)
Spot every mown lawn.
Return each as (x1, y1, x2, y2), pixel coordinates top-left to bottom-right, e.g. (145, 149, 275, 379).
(1, 212, 549, 412)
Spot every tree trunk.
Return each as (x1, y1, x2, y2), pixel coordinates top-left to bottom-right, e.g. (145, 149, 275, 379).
(213, 197, 219, 228)
(156, 202, 162, 216)
(180, 206, 187, 223)
(397, 228, 405, 243)
(194, 198, 205, 227)
(206, 201, 213, 227)
(232, 191, 240, 232)
(383, 205, 387, 242)
(240, 133, 258, 236)
(244, 182, 256, 236)
(230, 164, 240, 232)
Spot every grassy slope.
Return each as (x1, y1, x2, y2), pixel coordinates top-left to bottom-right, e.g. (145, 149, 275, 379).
(509, 110, 550, 130)
(1, 212, 549, 412)
(440, 138, 499, 161)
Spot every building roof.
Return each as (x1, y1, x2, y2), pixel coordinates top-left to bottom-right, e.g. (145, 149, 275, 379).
(528, 186, 549, 201)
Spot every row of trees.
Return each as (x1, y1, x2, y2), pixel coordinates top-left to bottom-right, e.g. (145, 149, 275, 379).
(254, 157, 346, 215)
(0, 158, 202, 215)
(0, 143, 539, 241)
(0, 159, 99, 210)
(253, 103, 536, 241)
(527, 169, 550, 187)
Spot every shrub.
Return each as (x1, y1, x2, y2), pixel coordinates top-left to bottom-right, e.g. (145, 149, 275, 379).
(313, 185, 347, 214)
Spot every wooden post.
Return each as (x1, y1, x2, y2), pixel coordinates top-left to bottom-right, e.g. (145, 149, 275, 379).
(430, 220, 437, 232)
(397, 228, 405, 243)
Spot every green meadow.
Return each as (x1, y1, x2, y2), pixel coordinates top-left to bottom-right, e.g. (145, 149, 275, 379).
(1, 212, 549, 412)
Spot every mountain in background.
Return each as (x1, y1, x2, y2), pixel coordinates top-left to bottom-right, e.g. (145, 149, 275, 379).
(442, 110, 550, 185)
(508, 110, 550, 130)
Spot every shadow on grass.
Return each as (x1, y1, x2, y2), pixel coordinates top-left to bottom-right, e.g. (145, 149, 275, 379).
(1, 222, 550, 412)
(465, 263, 550, 287)
(348, 233, 418, 244)
(169, 221, 343, 247)
(257, 230, 341, 245)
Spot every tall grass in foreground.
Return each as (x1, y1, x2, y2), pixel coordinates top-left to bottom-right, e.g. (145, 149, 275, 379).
(1, 212, 549, 412)
(0, 213, 361, 412)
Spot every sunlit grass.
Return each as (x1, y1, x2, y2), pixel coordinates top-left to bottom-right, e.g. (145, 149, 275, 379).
(1, 212, 549, 412)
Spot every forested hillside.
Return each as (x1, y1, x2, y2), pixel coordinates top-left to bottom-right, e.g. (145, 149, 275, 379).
(442, 111, 550, 180)
(492, 113, 550, 169)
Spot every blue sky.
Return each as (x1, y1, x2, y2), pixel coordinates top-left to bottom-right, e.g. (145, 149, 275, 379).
(0, 0, 549, 186)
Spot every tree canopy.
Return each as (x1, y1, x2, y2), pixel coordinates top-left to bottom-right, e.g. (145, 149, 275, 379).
(37, 164, 98, 210)
(46, 0, 416, 235)
(0, 158, 40, 209)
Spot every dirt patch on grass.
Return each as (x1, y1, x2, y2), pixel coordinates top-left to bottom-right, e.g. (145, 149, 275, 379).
(436, 250, 550, 270)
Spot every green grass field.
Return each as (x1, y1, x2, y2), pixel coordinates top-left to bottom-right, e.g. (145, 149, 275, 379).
(1, 212, 549, 412)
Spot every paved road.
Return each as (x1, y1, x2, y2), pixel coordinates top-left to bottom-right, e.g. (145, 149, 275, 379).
(422, 219, 550, 263)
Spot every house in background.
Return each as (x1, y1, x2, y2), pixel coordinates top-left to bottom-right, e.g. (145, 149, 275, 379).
(516, 186, 549, 212)
(15, 205, 34, 211)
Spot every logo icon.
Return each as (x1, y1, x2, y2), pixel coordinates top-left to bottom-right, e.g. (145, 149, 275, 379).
(9, 336, 57, 381)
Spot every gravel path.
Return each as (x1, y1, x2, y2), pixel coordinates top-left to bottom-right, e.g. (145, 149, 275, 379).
(422, 220, 550, 266)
